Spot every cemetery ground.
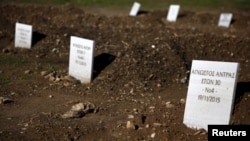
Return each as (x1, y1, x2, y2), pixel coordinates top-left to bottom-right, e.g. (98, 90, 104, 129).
(0, 3, 250, 141)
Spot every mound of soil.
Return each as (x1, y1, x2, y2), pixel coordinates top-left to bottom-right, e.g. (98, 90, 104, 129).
(0, 4, 249, 141)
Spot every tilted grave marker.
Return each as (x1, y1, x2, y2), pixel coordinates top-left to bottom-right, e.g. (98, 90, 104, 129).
(218, 13, 233, 28)
(69, 36, 95, 83)
(129, 2, 141, 16)
(183, 60, 239, 131)
(15, 22, 33, 49)
(166, 4, 180, 22)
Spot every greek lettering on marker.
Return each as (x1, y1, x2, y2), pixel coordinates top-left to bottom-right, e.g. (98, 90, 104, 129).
(191, 69, 215, 76)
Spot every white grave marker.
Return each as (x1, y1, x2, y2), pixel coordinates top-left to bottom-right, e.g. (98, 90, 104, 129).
(218, 13, 233, 28)
(183, 60, 239, 131)
(166, 4, 180, 22)
(69, 36, 95, 83)
(15, 22, 33, 49)
(129, 2, 141, 16)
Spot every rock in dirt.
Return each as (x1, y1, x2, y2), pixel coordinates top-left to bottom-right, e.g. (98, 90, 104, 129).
(0, 97, 13, 104)
(2, 48, 11, 53)
(24, 70, 32, 74)
(128, 115, 134, 119)
(126, 121, 136, 130)
(40, 71, 49, 76)
(61, 102, 96, 118)
(166, 101, 175, 108)
(151, 132, 156, 138)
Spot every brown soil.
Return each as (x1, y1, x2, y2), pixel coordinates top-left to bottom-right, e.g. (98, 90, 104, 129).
(0, 3, 250, 141)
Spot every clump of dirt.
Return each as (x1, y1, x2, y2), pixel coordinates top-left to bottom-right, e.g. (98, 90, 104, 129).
(0, 4, 249, 141)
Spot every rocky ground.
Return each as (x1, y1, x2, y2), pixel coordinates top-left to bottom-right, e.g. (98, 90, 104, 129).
(0, 3, 250, 141)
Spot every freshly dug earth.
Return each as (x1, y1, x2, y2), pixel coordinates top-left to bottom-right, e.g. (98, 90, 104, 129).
(0, 3, 250, 141)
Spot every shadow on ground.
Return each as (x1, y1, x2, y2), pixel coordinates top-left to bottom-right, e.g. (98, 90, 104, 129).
(93, 53, 116, 79)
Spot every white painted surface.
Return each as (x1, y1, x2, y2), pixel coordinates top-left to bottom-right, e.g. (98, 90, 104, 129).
(15, 22, 32, 49)
(218, 13, 233, 28)
(69, 36, 95, 83)
(183, 60, 239, 131)
(129, 2, 141, 16)
(166, 5, 180, 22)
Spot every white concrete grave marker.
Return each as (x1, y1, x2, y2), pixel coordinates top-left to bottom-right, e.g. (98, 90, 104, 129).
(129, 2, 141, 16)
(183, 60, 239, 131)
(15, 22, 33, 49)
(69, 36, 95, 83)
(166, 4, 180, 22)
(218, 13, 233, 28)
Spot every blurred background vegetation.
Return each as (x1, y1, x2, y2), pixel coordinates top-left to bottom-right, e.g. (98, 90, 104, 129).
(1, 0, 250, 8)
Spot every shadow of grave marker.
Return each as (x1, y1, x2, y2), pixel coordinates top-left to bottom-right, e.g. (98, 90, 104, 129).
(233, 81, 250, 113)
(93, 53, 116, 79)
(32, 31, 46, 46)
(137, 10, 148, 15)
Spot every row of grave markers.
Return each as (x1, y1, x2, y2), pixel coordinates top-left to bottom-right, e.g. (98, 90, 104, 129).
(14, 3, 239, 132)
(15, 23, 94, 83)
(15, 3, 234, 49)
(130, 2, 233, 28)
